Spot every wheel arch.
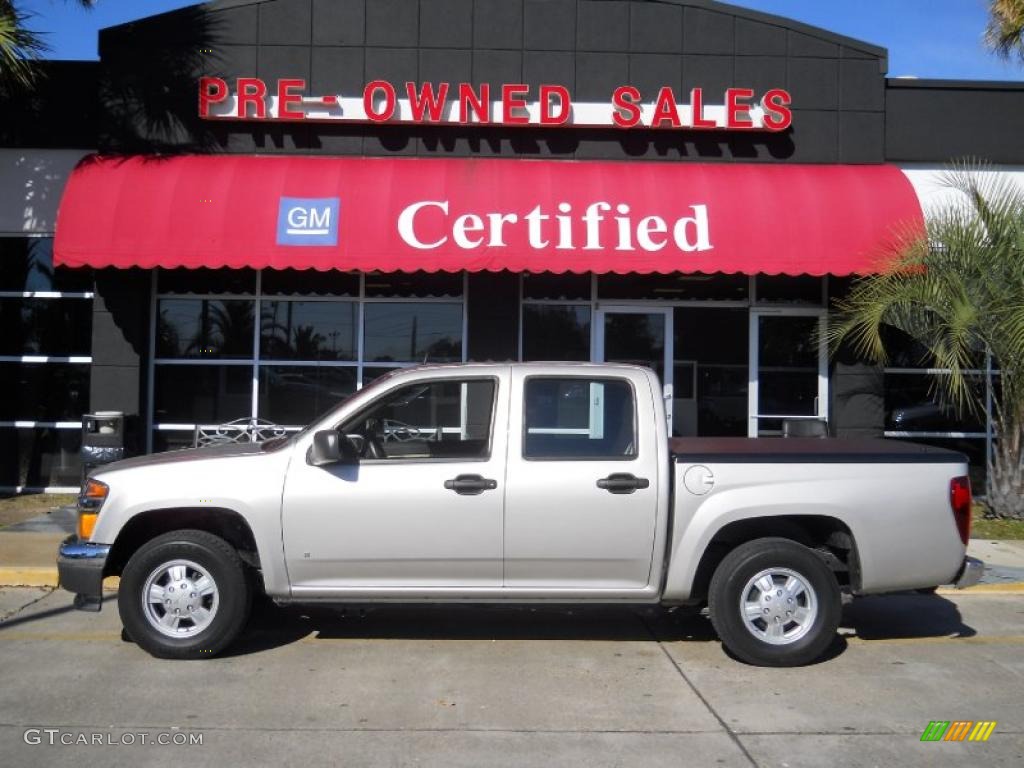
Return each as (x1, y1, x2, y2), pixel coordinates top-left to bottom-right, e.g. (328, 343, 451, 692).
(685, 514, 861, 604)
(105, 507, 262, 578)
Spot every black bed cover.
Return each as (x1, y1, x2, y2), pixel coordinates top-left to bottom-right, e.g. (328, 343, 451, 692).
(669, 437, 968, 464)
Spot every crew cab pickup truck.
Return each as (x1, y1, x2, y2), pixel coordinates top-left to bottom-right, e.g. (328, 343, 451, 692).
(58, 363, 983, 666)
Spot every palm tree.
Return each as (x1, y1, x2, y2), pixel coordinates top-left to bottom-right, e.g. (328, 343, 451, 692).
(987, 0, 1024, 61)
(828, 166, 1024, 519)
(0, 1, 94, 89)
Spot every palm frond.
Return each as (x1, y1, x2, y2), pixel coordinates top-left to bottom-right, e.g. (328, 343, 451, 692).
(0, 1, 47, 88)
(985, 0, 1024, 61)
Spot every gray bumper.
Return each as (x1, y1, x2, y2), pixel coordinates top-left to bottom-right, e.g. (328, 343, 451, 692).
(57, 536, 111, 609)
(953, 556, 985, 589)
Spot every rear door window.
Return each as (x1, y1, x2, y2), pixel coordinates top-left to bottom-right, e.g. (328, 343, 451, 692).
(523, 377, 636, 460)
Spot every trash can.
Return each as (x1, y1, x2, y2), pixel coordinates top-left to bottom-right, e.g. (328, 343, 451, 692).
(81, 411, 126, 481)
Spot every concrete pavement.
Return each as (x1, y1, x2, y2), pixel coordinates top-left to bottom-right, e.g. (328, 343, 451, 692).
(0, 588, 1022, 767)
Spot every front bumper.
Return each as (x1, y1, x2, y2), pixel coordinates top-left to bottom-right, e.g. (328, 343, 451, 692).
(57, 536, 111, 610)
(953, 556, 985, 589)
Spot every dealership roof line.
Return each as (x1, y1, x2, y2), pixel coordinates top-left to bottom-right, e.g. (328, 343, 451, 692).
(97, 0, 889, 66)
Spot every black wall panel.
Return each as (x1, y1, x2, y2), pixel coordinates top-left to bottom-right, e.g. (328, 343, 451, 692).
(885, 81, 1024, 164)
(466, 272, 519, 362)
(87, 0, 914, 164)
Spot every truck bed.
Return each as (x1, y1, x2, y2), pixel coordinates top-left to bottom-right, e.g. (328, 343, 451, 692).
(669, 437, 967, 464)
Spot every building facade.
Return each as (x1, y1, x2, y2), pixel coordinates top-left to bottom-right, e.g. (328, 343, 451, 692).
(2, 0, 1023, 491)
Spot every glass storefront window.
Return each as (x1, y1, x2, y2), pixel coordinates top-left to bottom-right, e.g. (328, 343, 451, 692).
(522, 305, 590, 361)
(0, 237, 92, 292)
(674, 308, 748, 436)
(884, 373, 987, 433)
(156, 299, 255, 359)
(153, 365, 253, 424)
(149, 271, 467, 450)
(363, 303, 462, 363)
(0, 298, 92, 355)
(258, 366, 358, 425)
(1, 236, 92, 489)
(0, 427, 82, 487)
(260, 301, 357, 361)
(0, 363, 90, 421)
(598, 273, 749, 301)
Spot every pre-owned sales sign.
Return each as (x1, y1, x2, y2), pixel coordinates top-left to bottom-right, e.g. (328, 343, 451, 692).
(198, 77, 793, 131)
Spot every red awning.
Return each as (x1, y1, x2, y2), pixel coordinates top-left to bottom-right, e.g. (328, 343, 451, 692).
(54, 155, 923, 276)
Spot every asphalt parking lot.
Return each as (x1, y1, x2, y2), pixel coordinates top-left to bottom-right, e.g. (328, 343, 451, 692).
(0, 588, 1022, 767)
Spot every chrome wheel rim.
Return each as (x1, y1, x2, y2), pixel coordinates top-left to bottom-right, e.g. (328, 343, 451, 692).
(141, 559, 219, 638)
(738, 567, 817, 645)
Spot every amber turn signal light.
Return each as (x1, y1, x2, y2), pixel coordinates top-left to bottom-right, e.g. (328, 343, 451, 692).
(77, 479, 109, 540)
(78, 512, 98, 540)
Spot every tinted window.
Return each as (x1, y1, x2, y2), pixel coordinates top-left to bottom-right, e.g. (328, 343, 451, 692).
(523, 378, 636, 459)
(341, 379, 495, 460)
(258, 366, 357, 426)
(363, 303, 462, 363)
(0, 363, 89, 420)
(0, 427, 82, 487)
(0, 298, 92, 355)
(156, 299, 255, 359)
(153, 365, 253, 424)
(260, 301, 357, 361)
(522, 305, 590, 361)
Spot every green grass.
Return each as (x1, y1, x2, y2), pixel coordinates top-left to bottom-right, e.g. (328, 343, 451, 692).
(0, 493, 76, 530)
(971, 503, 1024, 540)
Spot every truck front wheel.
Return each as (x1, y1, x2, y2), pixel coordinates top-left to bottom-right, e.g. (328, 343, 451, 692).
(118, 529, 251, 659)
(708, 537, 841, 667)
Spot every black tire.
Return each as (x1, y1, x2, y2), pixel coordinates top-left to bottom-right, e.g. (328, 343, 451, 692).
(118, 529, 252, 659)
(915, 586, 939, 595)
(708, 537, 841, 667)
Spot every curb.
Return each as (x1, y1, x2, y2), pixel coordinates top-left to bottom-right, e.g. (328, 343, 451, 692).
(936, 583, 1024, 595)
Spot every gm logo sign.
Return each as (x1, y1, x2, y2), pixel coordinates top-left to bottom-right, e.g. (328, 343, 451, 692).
(277, 197, 339, 246)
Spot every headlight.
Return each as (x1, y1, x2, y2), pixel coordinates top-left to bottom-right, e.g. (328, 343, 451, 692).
(77, 479, 108, 540)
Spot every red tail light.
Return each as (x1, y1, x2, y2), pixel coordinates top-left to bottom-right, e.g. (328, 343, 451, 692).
(950, 476, 972, 546)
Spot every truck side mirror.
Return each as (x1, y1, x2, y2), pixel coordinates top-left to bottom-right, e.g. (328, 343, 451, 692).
(308, 430, 359, 466)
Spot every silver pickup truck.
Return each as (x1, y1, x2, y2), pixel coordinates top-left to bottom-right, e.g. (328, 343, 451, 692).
(58, 363, 982, 666)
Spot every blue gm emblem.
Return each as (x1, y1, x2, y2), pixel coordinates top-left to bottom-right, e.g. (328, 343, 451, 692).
(277, 197, 340, 246)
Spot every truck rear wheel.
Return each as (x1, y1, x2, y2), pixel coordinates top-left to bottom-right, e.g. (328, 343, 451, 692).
(118, 529, 251, 659)
(708, 537, 841, 667)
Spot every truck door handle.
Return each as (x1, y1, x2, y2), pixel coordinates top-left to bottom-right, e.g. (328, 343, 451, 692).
(596, 473, 650, 494)
(444, 474, 498, 495)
